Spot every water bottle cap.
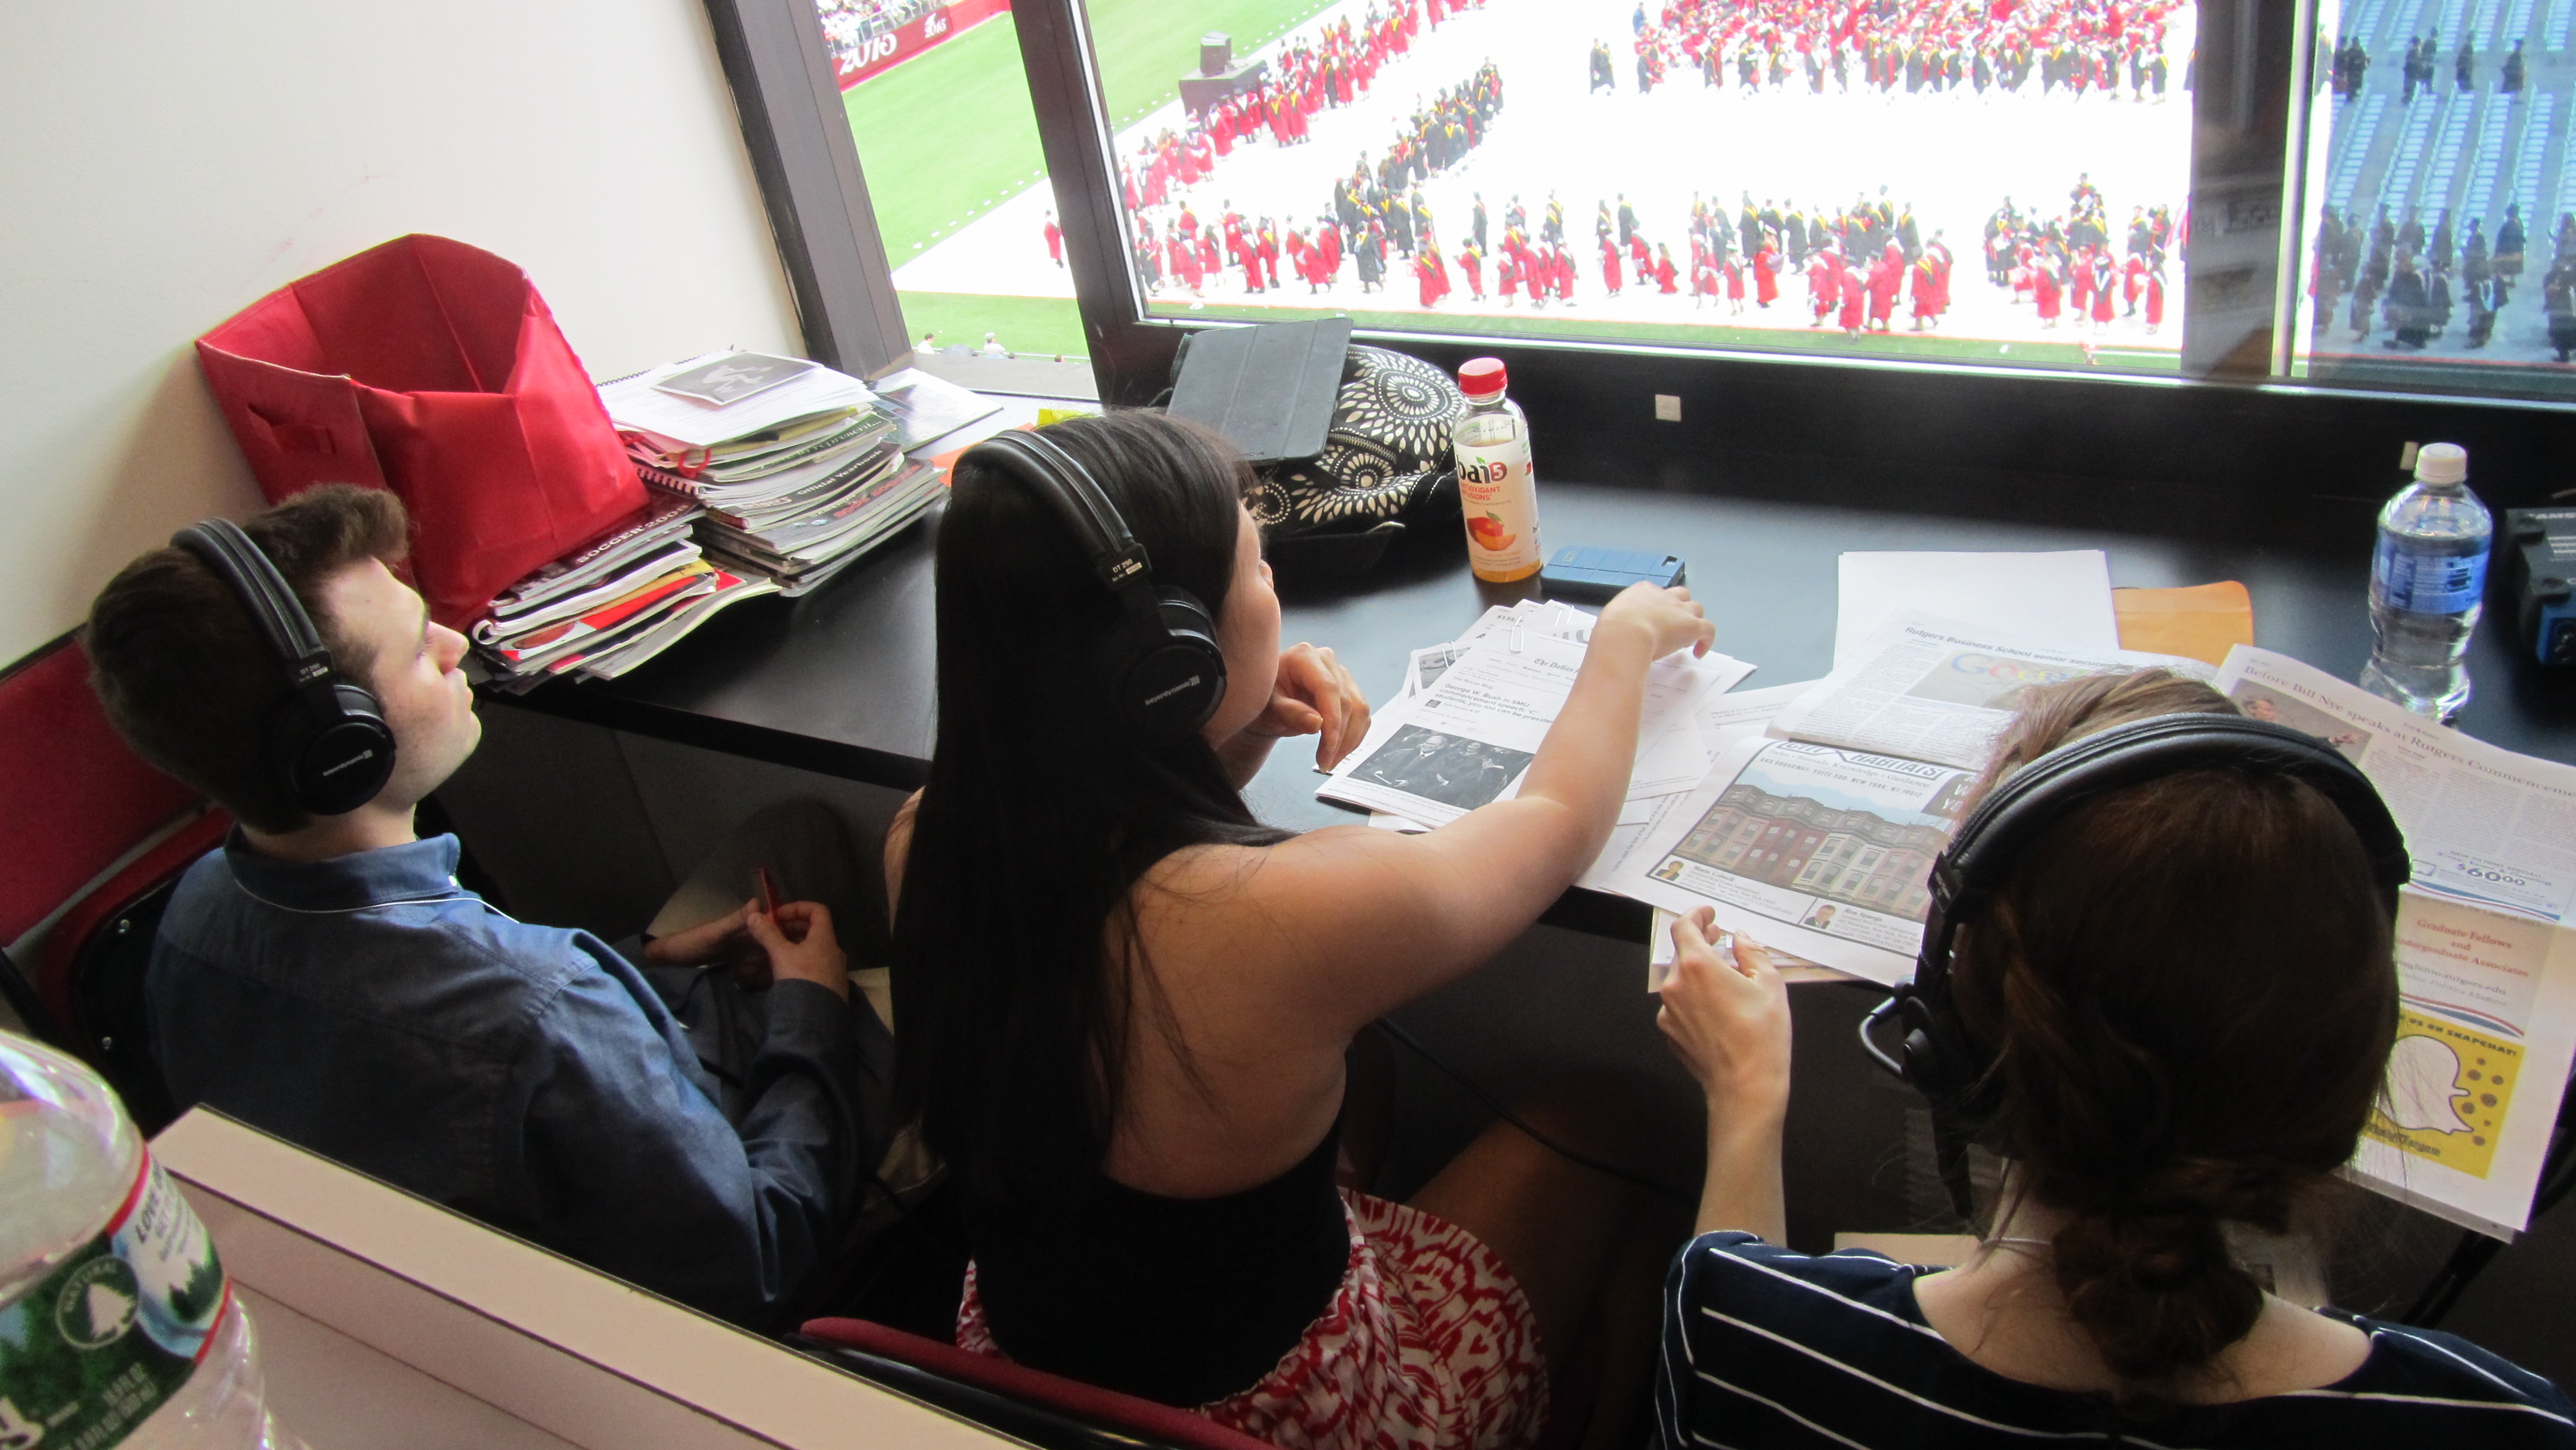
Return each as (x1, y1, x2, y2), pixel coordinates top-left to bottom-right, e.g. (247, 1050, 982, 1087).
(2416, 442, 2468, 484)
(1459, 357, 1507, 400)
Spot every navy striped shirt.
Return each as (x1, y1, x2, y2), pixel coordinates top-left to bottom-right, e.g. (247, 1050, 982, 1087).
(1656, 1232, 2576, 1448)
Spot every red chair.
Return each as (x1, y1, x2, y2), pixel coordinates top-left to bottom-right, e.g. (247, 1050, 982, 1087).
(0, 633, 229, 1127)
(797, 1318, 1280, 1450)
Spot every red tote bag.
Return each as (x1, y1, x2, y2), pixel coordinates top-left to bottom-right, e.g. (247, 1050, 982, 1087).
(194, 234, 643, 629)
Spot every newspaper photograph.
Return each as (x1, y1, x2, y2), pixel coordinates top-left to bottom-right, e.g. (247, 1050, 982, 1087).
(1773, 612, 2211, 770)
(1619, 734, 1976, 986)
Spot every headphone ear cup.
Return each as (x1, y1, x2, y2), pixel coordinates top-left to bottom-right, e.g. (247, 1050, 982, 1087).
(1120, 588, 1228, 733)
(278, 683, 398, 817)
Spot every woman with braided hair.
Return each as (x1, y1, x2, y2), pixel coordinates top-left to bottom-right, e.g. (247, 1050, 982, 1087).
(1649, 669, 2575, 1446)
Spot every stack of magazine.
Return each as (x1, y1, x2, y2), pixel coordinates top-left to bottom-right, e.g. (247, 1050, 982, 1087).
(602, 351, 945, 597)
(472, 495, 779, 690)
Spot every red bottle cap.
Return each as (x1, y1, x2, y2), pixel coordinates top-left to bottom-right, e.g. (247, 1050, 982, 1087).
(1458, 357, 1507, 399)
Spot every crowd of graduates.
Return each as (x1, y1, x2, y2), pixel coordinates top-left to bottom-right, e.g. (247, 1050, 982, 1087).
(1585, 0, 2181, 101)
(1977, 177, 2178, 342)
(2308, 200, 2576, 358)
(1116, 0, 1487, 215)
(1124, 60, 1504, 307)
(2330, 28, 2531, 107)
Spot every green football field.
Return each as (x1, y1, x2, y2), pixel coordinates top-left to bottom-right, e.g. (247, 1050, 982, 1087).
(845, 0, 1339, 358)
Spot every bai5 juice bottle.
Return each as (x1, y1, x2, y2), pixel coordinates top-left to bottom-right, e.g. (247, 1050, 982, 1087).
(1452, 358, 1541, 583)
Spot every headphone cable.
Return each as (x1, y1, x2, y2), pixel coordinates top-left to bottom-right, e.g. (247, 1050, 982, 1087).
(1374, 1018, 1698, 1206)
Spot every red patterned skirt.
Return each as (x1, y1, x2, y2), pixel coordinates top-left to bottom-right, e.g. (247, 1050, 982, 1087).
(957, 1188, 1547, 1450)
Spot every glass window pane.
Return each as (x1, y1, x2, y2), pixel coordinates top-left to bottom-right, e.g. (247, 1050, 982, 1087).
(827, 0, 1090, 360)
(2295, 0, 2576, 398)
(1053, 0, 2202, 380)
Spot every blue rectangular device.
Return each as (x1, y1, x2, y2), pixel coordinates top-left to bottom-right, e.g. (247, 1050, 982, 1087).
(1539, 546, 1687, 601)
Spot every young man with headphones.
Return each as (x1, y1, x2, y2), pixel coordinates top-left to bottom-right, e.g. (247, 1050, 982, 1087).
(84, 485, 884, 1329)
(1648, 669, 2575, 1445)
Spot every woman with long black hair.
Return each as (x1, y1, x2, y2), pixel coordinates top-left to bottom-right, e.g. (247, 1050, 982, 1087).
(888, 410, 1714, 1446)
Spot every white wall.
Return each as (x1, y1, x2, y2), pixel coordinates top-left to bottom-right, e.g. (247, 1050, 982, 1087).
(0, 0, 805, 665)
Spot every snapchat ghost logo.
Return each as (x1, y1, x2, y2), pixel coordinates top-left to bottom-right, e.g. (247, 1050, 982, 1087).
(2386, 1034, 2476, 1134)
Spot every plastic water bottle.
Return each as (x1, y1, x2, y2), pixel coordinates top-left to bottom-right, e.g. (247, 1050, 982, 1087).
(0, 1030, 297, 1449)
(1453, 358, 1543, 583)
(2361, 442, 2493, 722)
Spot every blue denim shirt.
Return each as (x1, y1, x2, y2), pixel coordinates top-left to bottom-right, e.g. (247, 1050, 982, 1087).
(147, 832, 855, 1327)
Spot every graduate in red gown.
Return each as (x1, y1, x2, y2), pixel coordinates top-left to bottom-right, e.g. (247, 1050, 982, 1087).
(2122, 252, 2147, 315)
(2035, 259, 2063, 326)
(1630, 231, 1652, 275)
(1866, 250, 1899, 331)
(1416, 250, 1442, 307)
(1044, 213, 1063, 268)
(1655, 244, 1679, 293)
(1258, 225, 1281, 290)
(1320, 222, 1343, 282)
(2069, 249, 2095, 323)
(2089, 251, 2117, 327)
(1838, 262, 1867, 336)
(1807, 248, 1838, 324)
(1601, 236, 1624, 295)
(1909, 253, 1942, 329)
(1754, 240, 1781, 306)
(2143, 259, 2167, 333)
(1198, 232, 1220, 286)
(1459, 243, 1485, 300)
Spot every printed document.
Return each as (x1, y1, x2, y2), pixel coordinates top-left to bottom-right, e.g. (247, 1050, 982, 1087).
(1617, 615, 2207, 985)
(1319, 623, 1751, 828)
(1776, 612, 2212, 770)
(1835, 551, 2117, 667)
(2213, 646, 2576, 1237)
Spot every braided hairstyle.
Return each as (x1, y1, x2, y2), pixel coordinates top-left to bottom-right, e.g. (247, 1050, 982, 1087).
(1948, 669, 2399, 1395)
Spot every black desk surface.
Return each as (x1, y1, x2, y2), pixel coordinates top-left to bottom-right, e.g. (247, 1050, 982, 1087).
(494, 476, 2576, 896)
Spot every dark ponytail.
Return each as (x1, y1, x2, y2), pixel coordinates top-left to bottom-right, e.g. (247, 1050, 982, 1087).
(1949, 670, 2399, 1396)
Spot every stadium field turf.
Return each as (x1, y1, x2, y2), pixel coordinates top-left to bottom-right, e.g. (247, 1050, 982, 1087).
(848, 0, 1339, 358)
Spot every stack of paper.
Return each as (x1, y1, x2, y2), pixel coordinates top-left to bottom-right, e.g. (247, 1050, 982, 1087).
(603, 351, 945, 597)
(1321, 598, 1754, 832)
(472, 495, 781, 689)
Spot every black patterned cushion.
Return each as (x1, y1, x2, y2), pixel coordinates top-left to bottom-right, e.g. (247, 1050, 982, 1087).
(1242, 346, 1466, 573)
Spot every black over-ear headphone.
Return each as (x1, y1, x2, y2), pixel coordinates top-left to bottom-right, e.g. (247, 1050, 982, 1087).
(172, 518, 398, 817)
(1859, 712, 2411, 1213)
(959, 429, 1230, 733)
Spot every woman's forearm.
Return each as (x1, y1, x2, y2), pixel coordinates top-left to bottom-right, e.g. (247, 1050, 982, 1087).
(1697, 1110, 1787, 1243)
(1513, 614, 1656, 847)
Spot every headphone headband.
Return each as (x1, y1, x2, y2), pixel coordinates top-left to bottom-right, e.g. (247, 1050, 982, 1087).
(173, 519, 336, 690)
(958, 425, 1230, 732)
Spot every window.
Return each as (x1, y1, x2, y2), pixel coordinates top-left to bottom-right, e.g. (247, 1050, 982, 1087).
(2295, 0, 2576, 400)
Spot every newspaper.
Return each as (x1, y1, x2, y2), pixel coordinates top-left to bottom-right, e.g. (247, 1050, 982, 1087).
(1618, 616, 2207, 986)
(1772, 611, 2215, 770)
(1319, 627, 1752, 829)
(2213, 646, 2576, 1237)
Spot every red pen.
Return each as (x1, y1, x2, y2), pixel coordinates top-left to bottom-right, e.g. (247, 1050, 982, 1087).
(754, 866, 779, 917)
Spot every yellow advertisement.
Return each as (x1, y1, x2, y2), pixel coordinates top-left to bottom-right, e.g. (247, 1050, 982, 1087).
(2366, 1010, 2524, 1180)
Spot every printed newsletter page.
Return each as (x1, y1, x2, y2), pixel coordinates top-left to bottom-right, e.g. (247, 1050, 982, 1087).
(1618, 734, 1976, 985)
(1772, 612, 2211, 769)
(1321, 634, 1586, 826)
(2213, 646, 2576, 924)
(2211, 647, 2576, 1234)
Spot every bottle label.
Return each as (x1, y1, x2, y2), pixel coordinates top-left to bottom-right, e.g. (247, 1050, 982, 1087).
(2374, 535, 2490, 614)
(1457, 445, 1541, 576)
(0, 1151, 228, 1450)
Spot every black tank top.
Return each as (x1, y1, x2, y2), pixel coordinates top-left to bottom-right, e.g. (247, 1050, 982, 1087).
(966, 1116, 1351, 1406)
